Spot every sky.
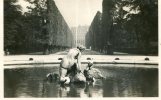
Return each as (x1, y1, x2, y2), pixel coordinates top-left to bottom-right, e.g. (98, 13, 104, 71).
(17, 0, 103, 28)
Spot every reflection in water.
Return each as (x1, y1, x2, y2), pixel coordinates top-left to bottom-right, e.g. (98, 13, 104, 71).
(41, 80, 103, 97)
(4, 66, 158, 97)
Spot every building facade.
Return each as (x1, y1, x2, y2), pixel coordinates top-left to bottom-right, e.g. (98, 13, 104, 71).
(71, 25, 89, 47)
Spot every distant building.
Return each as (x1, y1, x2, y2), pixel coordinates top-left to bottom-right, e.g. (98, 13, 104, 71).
(71, 25, 89, 47)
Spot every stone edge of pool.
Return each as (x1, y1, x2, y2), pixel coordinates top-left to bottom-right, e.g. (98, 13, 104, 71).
(4, 60, 158, 65)
(4, 55, 158, 69)
(4, 60, 158, 69)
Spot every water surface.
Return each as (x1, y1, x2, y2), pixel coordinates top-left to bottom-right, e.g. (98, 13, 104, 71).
(4, 65, 158, 97)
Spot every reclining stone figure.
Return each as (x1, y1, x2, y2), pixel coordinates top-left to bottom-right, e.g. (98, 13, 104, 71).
(46, 58, 104, 84)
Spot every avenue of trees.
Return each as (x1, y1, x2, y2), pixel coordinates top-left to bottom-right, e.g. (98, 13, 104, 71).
(4, 0, 73, 54)
(4, 0, 158, 55)
(86, 0, 158, 55)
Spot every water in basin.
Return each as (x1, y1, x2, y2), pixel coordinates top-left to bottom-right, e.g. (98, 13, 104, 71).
(4, 65, 158, 97)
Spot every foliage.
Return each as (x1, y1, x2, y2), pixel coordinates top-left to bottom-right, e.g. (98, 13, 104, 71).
(110, 0, 158, 54)
(4, 0, 48, 54)
(4, 0, 158, 55)
(4, 0, 24, 53)
(87, 0, 158, 54)
(4, 0, 73, 54)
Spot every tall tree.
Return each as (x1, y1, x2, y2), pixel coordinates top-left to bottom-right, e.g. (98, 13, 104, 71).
(23, 0, 49, 53)
(99, 0, 158, 54)
(123, 0, 158, 53)
(4, 0, 24, 54)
